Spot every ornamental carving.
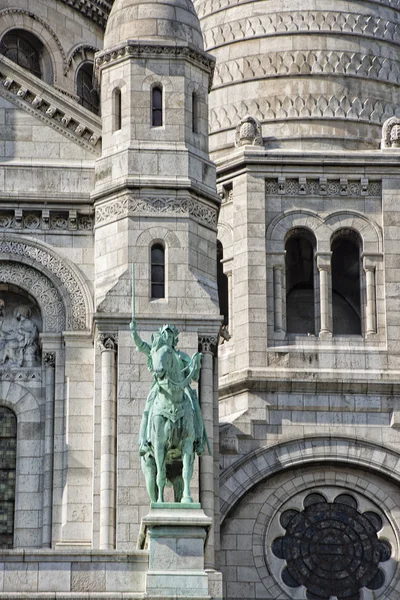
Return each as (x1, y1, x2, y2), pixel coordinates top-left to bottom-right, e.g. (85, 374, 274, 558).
(210, 96, 397, 133)
(381, 116, 400, 148)
(213, 51, 400, 89)
(198, 335, 218, 354)
(95, 196, 218, 229)
(272, 492, 392, 600)
(96, 43, 215, 92)
(0, 262, 65, 333)
(265, 178, 381, 197)
(43, 352, 56, 368)
(97, 333, 118, 352)
(0, 210, 93, 231)
(235, 115, 263, 147)
(0, 240, 89, 331)
(203, 12, 400, 50)
(58, 0, 112, 28)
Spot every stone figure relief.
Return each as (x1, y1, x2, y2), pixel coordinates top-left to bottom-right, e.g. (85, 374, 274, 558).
(0, 292, 41, 368)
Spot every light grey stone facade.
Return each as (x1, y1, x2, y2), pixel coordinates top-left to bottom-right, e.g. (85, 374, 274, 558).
(1, 0, 400, 599)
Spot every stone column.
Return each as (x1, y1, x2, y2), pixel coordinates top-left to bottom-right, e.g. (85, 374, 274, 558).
(273, 265, 284, 332)
(198, 335, 217, 570)
(98, 333, 118, 550)
(363, 255, 378, 336)
(317, 253, 332, 338)
(42, 351, 56, 548)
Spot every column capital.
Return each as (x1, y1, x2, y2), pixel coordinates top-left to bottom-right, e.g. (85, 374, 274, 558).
(198, 335, 218, 355)
(98, 333, 118, 352)
(316, 252, 332, 271)
(43, 352, 56, 368)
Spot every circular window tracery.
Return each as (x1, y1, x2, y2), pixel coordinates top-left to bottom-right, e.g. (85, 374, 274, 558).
(271, 491, 392, 600)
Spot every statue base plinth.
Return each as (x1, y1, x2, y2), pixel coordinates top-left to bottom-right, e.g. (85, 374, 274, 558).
(138, 504, 212, 597)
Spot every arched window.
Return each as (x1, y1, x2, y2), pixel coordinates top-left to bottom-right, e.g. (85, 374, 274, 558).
(217, 241, 228, 326)
(113, 88, 122, 132)
(151, 244, 165, 299)
(0, 407, 16, 549)
(285, 230, 316, 334)
(0, 30, 43, 79)
(331, 231, 361, 335)
(192, 92, 199, 134)
(77, 63, 100, 115)
(152, 86, 163, 127)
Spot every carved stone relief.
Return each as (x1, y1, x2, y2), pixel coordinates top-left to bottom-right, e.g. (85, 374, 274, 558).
(265, 178, 381, 197)
(0, 289, 41, 368)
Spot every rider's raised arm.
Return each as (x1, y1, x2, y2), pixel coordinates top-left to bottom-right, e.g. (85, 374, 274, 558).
(130, 321, 150, 356)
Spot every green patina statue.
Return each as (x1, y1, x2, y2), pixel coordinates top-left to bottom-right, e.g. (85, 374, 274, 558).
(130, 319, 209, 504)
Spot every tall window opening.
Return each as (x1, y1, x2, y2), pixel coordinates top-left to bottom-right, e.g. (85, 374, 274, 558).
(192, 92, 199, 134)
(285, 230, 316, 334)
(151, 244, 165, 299)
(77, 63, 100, 115)
(152, 86, 163, 127)
(113, 88, 122, 132)
(0, 407, 16, 549)
(0, 30, 43, 79)
(332, 231, 361, 335)
(217, 241, 228, 326)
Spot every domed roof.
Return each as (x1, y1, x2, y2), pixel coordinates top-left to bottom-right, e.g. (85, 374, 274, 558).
(104, 0, 204, 51)
(194, 0, 400, 154)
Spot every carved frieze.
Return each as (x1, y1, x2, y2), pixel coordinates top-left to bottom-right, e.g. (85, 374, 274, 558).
(58, 0, 112, 28)
(265, 178, 381, 197)
(0, 211, 93, 232)
(95, 196, 218, 229)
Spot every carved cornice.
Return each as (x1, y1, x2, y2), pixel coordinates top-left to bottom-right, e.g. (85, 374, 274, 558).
(58, 0, 113, 29)
(203, 11, 400, 50)
(0, 210, 93, 232)
(210, 95, 397, 133)
(213, 50, 400, 89)
(43, 352, 56, 368)
(96, 43, 215, 91)
(95, 196, 218, 229)
(266, 178, 382, 198)
(198, 335, 218, 354)
(0, 54, 101, 155)
(98, 333, 118, 352)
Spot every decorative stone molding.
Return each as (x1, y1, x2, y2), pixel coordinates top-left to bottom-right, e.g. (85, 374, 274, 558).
(67, 44, 100, 72)
(203, 12, 400, 50)
(234, 115, 263, 147)
(381, 116, 400, 148)
(43, 352, 56, 368)
(0, 8, 68, 77)
(96, 43, 215, 92)
(210, 96, 398, 133)
(213, 50, 400, 89)
(0, 55, 101, 155)
(0, 369, 41, 382)
(95, 196, 218, 229)
(198, 335, 218, 354)
(265, 178, 381, 197)
(97, 333, 118, 352)
(0, 262, 65, 332)
(0, 238, 91, 331)
(0, 210, 93, 232)
(59, 0, 112, 29)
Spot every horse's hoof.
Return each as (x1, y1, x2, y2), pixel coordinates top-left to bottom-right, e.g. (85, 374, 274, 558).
(181, 496, 193, 504)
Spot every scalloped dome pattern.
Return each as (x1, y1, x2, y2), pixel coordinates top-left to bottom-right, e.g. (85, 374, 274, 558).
(104, 0, 204, 50)
(193, 0, 400, 152)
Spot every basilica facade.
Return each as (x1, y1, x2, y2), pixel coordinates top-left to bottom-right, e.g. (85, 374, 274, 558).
(0, 1, 400, 600)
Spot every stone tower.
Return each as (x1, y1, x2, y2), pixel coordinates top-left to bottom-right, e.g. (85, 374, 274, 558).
(193, 0, 400, 598)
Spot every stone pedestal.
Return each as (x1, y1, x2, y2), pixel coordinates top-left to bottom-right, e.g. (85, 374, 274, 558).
(139, 504, 212, 597)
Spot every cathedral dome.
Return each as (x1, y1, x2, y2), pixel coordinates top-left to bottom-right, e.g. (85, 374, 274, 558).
(193, 0, 400, 154)
(104, 0, 204, 51)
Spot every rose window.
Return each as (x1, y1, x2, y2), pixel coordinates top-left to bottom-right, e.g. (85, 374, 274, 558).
(271, 492, 392, 600)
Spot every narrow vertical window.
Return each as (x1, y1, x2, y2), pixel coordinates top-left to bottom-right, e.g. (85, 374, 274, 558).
(0, 408, 16, 549)
(192, 92, 199, 134)
(285, 230, 316, 334)
(217, 241, 228, 326)
(332, 232, 361, 335)
(77, 63, 100, 115)
(152, 86, 163, 127)
(113, 88, 122, 132)
(151, 244, 165, 298)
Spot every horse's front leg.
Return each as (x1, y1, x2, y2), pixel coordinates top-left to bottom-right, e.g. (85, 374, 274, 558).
(153, 415, 167, 503)
(181, 438, 194, 503)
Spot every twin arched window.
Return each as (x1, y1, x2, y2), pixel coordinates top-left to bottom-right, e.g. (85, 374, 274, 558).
(285, 229, 362, 336)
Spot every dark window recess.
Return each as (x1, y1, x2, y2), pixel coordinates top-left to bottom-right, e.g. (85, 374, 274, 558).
(151, 244, 165, 299)
(0, 408, 16, 549)
(192, 92, 199, 134)
(152, 87, 163, 127)
(114, 88, 122, 131)
(217, 241, 228, 326)
(285, 231, 315, 334)
(0, 31, 42, 79)
(77, 63, 100, 115)
(332, 233, 361, 335)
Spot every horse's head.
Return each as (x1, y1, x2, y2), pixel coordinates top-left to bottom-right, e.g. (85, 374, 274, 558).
(150, 334, 175, 380)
